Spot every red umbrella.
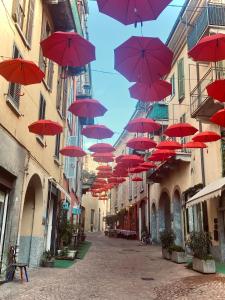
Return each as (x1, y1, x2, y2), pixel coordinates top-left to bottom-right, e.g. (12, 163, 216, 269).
(121, 155, 144, 168)
(108, 177, 126, 184)
(93, 153, 114, 163)
(89, 143, 115, 153)
(92, 152, 114, 158)
(95, 179, 107, 184)
(114, 36, 173, 83)
(68, 99, 107, 118)
(207, 80, 225, 102)
(125, 118, 160, 133)
(164, 123, 198, 137)
(82, 125, 114, 139)
(127, 137, 156, 150)
(113, 170, 129, 177)
(140, 162, 157, 169)
(0, 58, 45, 85)
(115, 155, 126, 163)
(28, 120, 63, 136)
(129, 167, 148, 174)
(156, 140, 182, 150)
(96, 165, 112, 171)
(148, 149, 176, 161)
(97, 0, 172, 25)
(129, 80, 172, 102)
(97, 172, 113, 179)
(182, 141, 207, 149)
(210, 109, 225, 127)
(188, 34, 225, 62)
(60, 146, 86, 157)
(41, 31, 95, 67)
(132, 177, 143, 182)
(192, 131, 221, 143)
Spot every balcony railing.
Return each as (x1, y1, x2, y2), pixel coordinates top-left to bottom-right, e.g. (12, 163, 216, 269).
(190, 67, 225, 117)
(187, 3, 225, 50)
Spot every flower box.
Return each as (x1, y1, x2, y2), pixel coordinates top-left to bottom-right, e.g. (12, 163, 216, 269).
(162, 248, 171, 260)
(171, 251, 186, 264)
(192, 257, 216, 274)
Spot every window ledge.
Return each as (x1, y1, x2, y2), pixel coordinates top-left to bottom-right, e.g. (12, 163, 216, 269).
(54, 156, 60, 167)
(15, 23, 31, 50)
(6, 97, 22, 117)
(178, 95, 185, 103)
(36, 135, 46, 148)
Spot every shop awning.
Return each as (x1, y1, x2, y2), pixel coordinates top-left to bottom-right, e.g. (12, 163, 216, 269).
(186, 177, 225, 208)
(55, 182, 71, 203)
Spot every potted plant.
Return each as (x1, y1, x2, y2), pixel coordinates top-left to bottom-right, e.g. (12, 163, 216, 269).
(169, 245, 186, 264)
(40, 251, 55, 267)
(186, 231, 216, 274)
(160, 229, 176, 260)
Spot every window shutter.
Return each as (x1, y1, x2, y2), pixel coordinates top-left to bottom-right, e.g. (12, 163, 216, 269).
(12, 0, 19, 22)
(177, 58, 185, 100)
(62, 79, 68, 118)
(26, 0, 35, 46)
(47, 60, 54, 89)
(66, 136, 77, 179)
(56, 67, 62, 110)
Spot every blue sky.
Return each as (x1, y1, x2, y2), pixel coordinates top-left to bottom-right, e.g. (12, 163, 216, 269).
(85, 0, 186, 148)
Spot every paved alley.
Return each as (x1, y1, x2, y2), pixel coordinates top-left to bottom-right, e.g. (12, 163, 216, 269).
(1, 233, 225, 300)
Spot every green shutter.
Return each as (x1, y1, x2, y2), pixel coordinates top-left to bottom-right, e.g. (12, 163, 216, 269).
(177, 58, 185, 100)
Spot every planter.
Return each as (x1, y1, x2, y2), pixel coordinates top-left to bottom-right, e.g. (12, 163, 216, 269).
(41, 259, 55, 268)
(67, 250, 77, 259)
(57, 250, 77, 260)
(171, 251, 186, 264)
(162, 248, 171, 260)
(192, 257, 216, 274)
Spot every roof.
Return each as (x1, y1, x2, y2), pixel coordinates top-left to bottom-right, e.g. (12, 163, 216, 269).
(186, 177, 225, 207)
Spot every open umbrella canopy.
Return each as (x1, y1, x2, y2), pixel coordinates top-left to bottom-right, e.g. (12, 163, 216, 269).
(182, 141, 207, 149)
(188, 33, 225, 62)
(108, 177, 126, 184)
(28, 120, 63, 136)
(192, 131, 221, 143)
(121, 154, 144, 167)
(129, 166, 148, 174)
(89, 143, 115, 153)
(97, 172, 113, 178)
(82, 125, 114, 139)
(68, 99, 107, 118)
(126, 137, 157, 150)
(164, 123, 198, 137)
(95, 178, 107, 184)
(125, 118, 161, 133)
(93, 152, 114, 163)
(0, 58, 45, 85)
(129, 80, 172, 102)
(59, 146, 86, 157)
(207, 80, 225, 102)
(114, 36, 173, 83)
(156, 140, 182, 150)
(140, 162, 157, 169)
(132, 176, 143, 182)
(41, 31, 96, 67)
(97, 0, 172, 25)
(148, 149, 176, 161)
(96, 165, 112, 171)
(115, 155, 126, 163)
(210, 109, 225, 127)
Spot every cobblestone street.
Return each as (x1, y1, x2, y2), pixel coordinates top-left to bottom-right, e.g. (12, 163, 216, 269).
(1, 233, 225, 300)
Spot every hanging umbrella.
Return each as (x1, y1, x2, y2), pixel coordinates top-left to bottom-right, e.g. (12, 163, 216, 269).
(97, 172, 113, 179)
(95, 178, 107, 184)
(96, 165, 112, 171)
(164, 123, 198, 137)
(132, 177, 143, 182)
(121, 154, 144, 168)
(113, 170, 129, 177)
(188, 34, 225, 62)
(108, 177, 126, 184)
(60, 146, 86, 157)
(28, 120, 63, 136)
(182, 141, 207, 149)
(148, 149, 176, 161)
(93, 152, 114, 163)
(89, 143, 115, 153)
(140, 162, 157, 169)
(210, 109, 225, 127)
(156, 140, 182, 150)
(41, 31, 96, 67)
(114, 36, 173, 83)
(92, 152, 114, 158)
(125, 118, 161, 133)
(97, 0, 172, 25)
(68, 99, 107, 118)
(192, 131, 221, 143)
(127, 137, 156, 150)
(0, 58, 45, 85)
(129, 166, 148, 174)
(115, 155, 126, 163)
(207, 80, 225, 102)
(129, 80, 172, 102)
(82, 125, 114, 139)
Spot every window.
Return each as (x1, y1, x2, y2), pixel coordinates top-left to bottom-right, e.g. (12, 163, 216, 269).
(56, 67, 68, 119)
(8, 45, 22, 108)
(170, 74, 175, 98)
(39, 12, 54, 90)
(55, 134, 61, 160)
(12, 0, 35, 46)
(180, 114, 187, 147)
(177, 58, 185, 101)
(39, 94, 46, 120)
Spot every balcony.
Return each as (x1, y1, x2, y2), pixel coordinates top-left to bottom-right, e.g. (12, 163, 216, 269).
(147, 152, 191, 183)
(190, 67, 224, 120)
(187, 3, 225, 50)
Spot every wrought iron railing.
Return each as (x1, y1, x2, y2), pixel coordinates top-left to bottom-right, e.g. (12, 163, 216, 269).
(187, 3, 225, 50)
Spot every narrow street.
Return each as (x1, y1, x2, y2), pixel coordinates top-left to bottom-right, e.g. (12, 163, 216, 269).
(1, 233, 225, 300)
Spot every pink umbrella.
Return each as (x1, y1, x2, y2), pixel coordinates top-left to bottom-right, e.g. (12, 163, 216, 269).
(82, 125, 114, 139)
(68, 99, 107, 118)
